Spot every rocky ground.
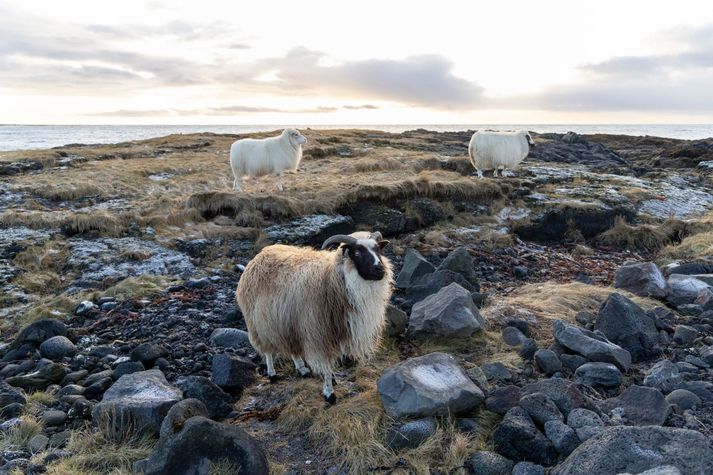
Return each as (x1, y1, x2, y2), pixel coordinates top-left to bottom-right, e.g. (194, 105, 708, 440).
(0, 128, 712, 474)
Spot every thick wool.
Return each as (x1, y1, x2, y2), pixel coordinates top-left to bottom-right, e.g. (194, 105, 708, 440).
(468, 129, 532, 177)
(236, 244, 393, 378)
(229, 128, 305, 191)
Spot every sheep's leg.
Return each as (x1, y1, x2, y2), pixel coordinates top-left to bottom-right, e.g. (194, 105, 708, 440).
(476, 169, 484, 179)
(292, 356, 311, 377)
(493, 168, 499, 177)
(322, 371, 336, 404)
(233, 177, 242, 192)
(265, 353, 278, 382)
(274, 173, 284, 192)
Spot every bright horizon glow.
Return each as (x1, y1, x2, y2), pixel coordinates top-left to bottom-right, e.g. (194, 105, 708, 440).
(2, 0, 713, 125)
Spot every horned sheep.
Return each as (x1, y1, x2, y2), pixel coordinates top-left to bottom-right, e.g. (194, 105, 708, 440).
(236, 231, 393, 403)
(468, 129, 535, 178)
(229, 128, 306, 192)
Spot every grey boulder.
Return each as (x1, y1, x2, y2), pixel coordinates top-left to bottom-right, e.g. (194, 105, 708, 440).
(210, 354, 257, 391)
(377, 352, 484, 418)
(384, 304, 408, 338)
(553, 426, 713, 475)
(464, 450, 514, 475)
(93, 369, 182, 435)
(385, 418, 437, 451)
(137, 416, 268, 475)
(521, 378, 589, 417)
(407, 283, 484, 340)
(519, 392, 564, 427)
(643, 360, 682, 393)
(614, 262, 668, 298)
(159, 398, 209, 439)
(574, 362, 623, 388)
(596, 293, 659, 362)
(39, 336, 76, 360)
(599, 385, 670, 426)
(492, 407, 558, 466)
(553, 320, 631, 371)
(667, 274, 711, 306)
(208, 328, 251, 349)
(177, 376, 233, 419)
(395, 248, 435, 289)
(437, 247, 480, 289)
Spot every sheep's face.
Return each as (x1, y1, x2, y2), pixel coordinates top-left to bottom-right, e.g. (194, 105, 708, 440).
(286, 128, 307, 147)
(343, 238, 390, 281)
(525, 132, 535, 147)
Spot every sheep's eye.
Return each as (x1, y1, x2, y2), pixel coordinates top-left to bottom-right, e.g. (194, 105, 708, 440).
(354, 250, 361, 257)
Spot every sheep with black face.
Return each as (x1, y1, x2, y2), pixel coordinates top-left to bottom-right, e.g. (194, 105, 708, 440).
(236, 231, 393, 403)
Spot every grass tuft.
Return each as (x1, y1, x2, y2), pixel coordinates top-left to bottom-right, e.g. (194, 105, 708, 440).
(0, 415, 43, 450)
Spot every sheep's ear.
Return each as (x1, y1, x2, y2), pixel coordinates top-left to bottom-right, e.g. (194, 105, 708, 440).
(378, 240, 390, 250)
(342, 244, 354, 256)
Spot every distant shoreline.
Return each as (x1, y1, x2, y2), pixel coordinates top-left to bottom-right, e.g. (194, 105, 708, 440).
(1, 124, 712, 152)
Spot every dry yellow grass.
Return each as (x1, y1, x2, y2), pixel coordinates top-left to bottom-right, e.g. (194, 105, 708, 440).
(657, 231, 713, 264)
(0, 415, 43, 450)
(599, 216, 686, 252)
(482, 281, 661, 343)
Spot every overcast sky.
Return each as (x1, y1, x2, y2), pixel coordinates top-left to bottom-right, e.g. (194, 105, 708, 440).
(2, 0, 713, 124)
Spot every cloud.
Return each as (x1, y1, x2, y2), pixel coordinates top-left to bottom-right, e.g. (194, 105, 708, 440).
(257, 47, 484, 109)
(523, 23, 713, 113)
(0, 6, 480, 110)
(86, 104, 373, 117)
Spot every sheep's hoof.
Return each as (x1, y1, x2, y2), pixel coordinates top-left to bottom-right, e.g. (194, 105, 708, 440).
(268, 374, 280, 383)
(324, 393, 337, 405)
(297, 369, 311, 378)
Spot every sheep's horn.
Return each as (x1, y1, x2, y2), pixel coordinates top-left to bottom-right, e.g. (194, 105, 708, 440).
(321, 234, 358, 250)
(370, 231, 383, 241)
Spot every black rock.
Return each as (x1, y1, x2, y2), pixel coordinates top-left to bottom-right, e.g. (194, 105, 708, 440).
(519, 339, 538, 360)
(599, 385, 670, 426)
(137, 417, 268, 475)
(437, 247, 480, 289)
(544, 419, 580, 456)
(177, 376, 233, 419)
(39, 336, 76, 360)
(534, 349, 562, 376)
(112, 361, 145, 380)
(11, 319, 67, 349)
(521, 378, 589, 417)
(211, 354, 257, 391)
(405, 270, 476, 308)
(464, 450, 514, 475)
(552, 426, 713, 475)
(130, 343, 169, 367)
(395, 248, 435, 289)
(596, 293, 659, 362)
(519, 392, 564, 427)
(159, 398, 210, 439)
(485, 385, 521, 415)
(492, 407, 558, 466)
(574, 363, 623, 388)
(386, 418, 437, 451)
(613, 262, 668, 299)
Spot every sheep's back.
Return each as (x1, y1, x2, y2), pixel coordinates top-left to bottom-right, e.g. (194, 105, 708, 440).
(229, 136, 301, 177)
(469, 132, 528, 170)
(236, 246, 348, 361)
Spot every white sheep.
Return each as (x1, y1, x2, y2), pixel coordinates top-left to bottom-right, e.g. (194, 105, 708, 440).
(236, 231, 393, 403)
(229, 128, 306, 192)
(468, 129, 535, 178)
